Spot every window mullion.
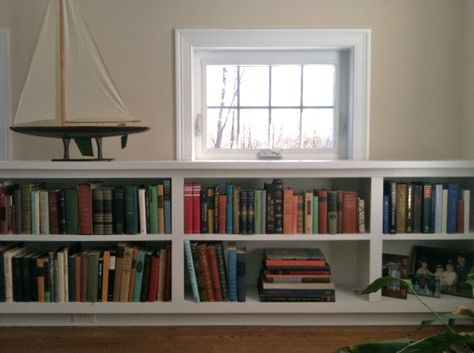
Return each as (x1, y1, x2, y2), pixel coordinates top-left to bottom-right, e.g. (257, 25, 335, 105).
(299, 64, 304, 149)
(268, 65, 272, 148)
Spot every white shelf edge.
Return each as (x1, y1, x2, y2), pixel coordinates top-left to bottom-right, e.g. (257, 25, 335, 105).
(0, 234, 174, 242)
(180, 234, 372, 241)
(380, 233, 474, 241)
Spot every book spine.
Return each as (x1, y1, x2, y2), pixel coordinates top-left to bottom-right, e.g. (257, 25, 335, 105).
(383, 195, 389, 234)
(283, 188, 293, 234)
(20, 184, 32, 234)
(65, 188, 79, 234)
(200, 188, 208, 233)
(358, 198, 366, 233)
(148, 185, 158, 234)
(157, 184, 165, 234)
(413, 184, 423, 233)
(102, 189, 113, 235)
(125, 185, 138, 235)
(132, 250, 144, 302)
(342, 191, 358, 233)
(120, 246, 134, 302)
(113, 187, 125, 234)
(184, 183, 193, 234)
(192, 184, 201, 234)
(233, 186, 240, 234)
(304, 191, 314, 234)
(0, 190, 8, 234)
(216, 242, 228, 301)
(206, 245, 223, 301)
(226, 184, 234, 234)
(273, 180, 284, 234)
(422, 184, 432, 233)
(157, 248, 167, 301)
(441, 189, 448, 233)
(191, 242, 206, 301)
(163, 179, 172, 234)
(296, 194, 304, 234)
(236, 248, 246, 302)
(184, 240, 200, 303)
(227, 244, 237, 302)
(239, 189, 248, 235)
(318, 190, 328, 234)
(138, 187, 147, 235)
(312, 195, 319, 234)
(247, 190, 254, 235)
(462, 190, 470, 234)
(395, 183, 407, 233)
(197, 244, 214, 301)
(388, 181, 397, 233)
(39, 190, 49, 234)
(218, 195, 227, 234)
(328, 191, 337, 234)
(93, 189, 104, 235)
(447, 183, 459, 233)
(406, 184, 415, 233)
(207, 187, 215, 234)
(78, 184, 93, 235)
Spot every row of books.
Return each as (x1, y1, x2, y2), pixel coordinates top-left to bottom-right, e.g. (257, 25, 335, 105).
(383, 182, 470, 234)
(258, 248, 335, 302)
(0, 180, 172, 235)
(184, 180, 366, 235)
(0, 242, 171, 303)
(184, 240, 246, 302)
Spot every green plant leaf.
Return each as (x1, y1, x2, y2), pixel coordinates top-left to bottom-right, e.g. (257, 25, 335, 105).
(349, 338, 412, 353)
(419, 313, 474, 330)
(397, 332, 474, 353)
(360, 276, 413, 295)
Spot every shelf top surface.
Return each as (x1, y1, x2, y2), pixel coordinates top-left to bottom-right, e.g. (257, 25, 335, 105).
(0, 160, 473, 170)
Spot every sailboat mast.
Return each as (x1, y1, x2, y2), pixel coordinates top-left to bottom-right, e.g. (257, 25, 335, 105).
(59, 0, 66, 124)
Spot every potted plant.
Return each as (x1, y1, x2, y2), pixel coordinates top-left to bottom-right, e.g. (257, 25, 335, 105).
(337, 270, 474, 353)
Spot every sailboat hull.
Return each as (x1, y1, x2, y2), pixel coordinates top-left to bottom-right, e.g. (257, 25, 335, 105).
(10, 125, 149, 138)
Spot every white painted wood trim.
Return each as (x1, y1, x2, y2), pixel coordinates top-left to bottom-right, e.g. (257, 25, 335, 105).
(175, 28, 371, 161)
(0, 30, 11, 160)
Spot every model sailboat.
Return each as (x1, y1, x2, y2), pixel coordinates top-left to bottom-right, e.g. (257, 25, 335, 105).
(10, 0, 149, 160)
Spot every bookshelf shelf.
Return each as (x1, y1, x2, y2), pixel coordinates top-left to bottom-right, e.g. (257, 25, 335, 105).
(0, 160, 473, 326)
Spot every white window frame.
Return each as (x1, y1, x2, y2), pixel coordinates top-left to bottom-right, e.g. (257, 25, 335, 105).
(175, 29, 371, 161)
(0, 30, 11, 160)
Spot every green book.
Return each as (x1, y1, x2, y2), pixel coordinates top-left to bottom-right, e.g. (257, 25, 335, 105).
(312, 195, 319, 234)
(148, 185, 158, 234)
(125, 185, 138, 234)
(86, 250, 101, 302)
(65, 188, 79, 234)
(254, 190, 262, 234)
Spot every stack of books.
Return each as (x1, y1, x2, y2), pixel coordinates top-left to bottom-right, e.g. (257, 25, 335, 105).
(258, 248, 335, 302)
(184, 240, 246, 303)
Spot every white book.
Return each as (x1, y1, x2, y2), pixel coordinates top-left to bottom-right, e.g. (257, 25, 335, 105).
(138, 187, 147, 234)
(441, 189, 448, 233)
(39, 190, 49, 234)
(56, 250, 65, 303)
(462, 190, 470, 234)
(31, 190, 41, 234)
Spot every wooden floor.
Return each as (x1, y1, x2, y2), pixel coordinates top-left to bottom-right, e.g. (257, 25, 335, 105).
(0, 326, 449, 353)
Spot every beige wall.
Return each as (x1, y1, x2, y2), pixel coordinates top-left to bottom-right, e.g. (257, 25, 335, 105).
(462, 0, 474, 159)
(3, 0, 468, 160)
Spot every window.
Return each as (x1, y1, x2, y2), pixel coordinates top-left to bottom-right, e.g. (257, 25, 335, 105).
(176, 29, 370, 160)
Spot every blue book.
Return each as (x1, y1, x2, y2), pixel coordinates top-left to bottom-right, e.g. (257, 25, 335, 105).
(163, 180, 172, 234)
(226, 184, 234, 234)
(383, 195, 390, 234)
(236, 248, 246, 302)
(447, 183, 459, 233)
(184, 240, 200, 303)
(148, 185, 158, 234)
(227, 244, 237, 301)
(125, 185, 138, 234)
(133, 249, 146, 302)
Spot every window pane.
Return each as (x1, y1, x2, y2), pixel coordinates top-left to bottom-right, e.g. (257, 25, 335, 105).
(206, 65, 239, 107)
(271, 109, 301, 149)
(206, 107, 238, 148)
(239, 109, 269, 148)
(302, 108, 334, 149)
(271, 65, 301, 106)
(240, 66, 269, 107)
(303, 65, 335, 107)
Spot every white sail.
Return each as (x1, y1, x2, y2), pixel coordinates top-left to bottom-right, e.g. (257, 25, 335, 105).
(14, 0, 133, 126)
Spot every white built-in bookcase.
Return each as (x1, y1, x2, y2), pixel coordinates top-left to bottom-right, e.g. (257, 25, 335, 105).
(0, 160, 473, 326)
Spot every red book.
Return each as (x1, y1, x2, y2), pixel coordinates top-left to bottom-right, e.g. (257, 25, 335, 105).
(198, 244, 214, 301)
(342, 191, 358, 233)
(192, 184, 201, 233)
(218, 195, 227, 234)
(48, 190, 59, 234)
(78, 184, 93, 235)
(184, 184, 193, 234)
(457, 199, 464, 233)
(206, 245, 223, 301)
(148, 254, 161, 302)
(283, 188, 293, 234)
(0, 190, 8, 234)
(318, 190, 328, 234)
(164, 245, 172, 302)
